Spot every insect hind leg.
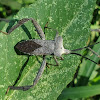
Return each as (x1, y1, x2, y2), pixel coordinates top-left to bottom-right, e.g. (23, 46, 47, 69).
(0, 18, 45, 40)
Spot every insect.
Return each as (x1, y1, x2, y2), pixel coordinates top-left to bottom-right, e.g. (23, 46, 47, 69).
(0, 18, 100, 94)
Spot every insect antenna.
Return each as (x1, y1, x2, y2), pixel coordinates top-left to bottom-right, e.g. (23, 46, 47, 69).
(70, 52, 99, 65)
(67, 42, 100, 66)
(71, 41, 100, 52)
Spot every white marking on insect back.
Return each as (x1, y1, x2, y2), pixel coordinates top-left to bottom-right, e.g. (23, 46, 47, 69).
(54, 36, 71, 57)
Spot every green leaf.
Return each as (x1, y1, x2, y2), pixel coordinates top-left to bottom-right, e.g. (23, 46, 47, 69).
(57, 85, 100, 99)
(0, 0, 96, 100)
(0, 21, 6, 30)
(22, 0, 36, 4)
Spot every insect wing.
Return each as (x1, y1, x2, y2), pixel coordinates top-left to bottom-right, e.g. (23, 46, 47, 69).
(15, 40, 42, 54)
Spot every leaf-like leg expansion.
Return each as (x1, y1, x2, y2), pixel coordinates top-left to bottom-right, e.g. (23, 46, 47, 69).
(1, 18, 45, 40)
(5, 56, 46, 94)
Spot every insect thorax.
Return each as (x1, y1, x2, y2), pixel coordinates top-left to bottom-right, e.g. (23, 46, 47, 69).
(54, 36, 65, 57)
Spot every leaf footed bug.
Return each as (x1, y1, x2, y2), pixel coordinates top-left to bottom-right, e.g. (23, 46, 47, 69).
(0, 18, 100, 94)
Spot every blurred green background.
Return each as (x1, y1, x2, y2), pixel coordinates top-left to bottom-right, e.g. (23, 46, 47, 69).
(0, 0, 100, 99)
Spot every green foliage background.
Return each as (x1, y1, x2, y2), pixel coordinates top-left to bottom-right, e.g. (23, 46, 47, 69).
(0, 0, 100, 100)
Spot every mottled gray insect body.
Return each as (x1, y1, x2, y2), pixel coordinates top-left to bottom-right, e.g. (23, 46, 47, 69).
(1, 18, 99, 94)
(17, 39, 55, 55)
(32, 39, 55, 55)
(16, 35, 70, 57)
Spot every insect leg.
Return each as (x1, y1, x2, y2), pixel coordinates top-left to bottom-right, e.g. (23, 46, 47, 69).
(44, 22, 48, 34)
(30, 18, 45, 40)
(45, 56, 59, 74)
(32, 56, 46, 86)
(56, 57, 64, 60)
(1, 18, 30, 35)
(0, 18, 45, 40)
(44, 23, 59, 38)
(46, 56, 59, 66)
(5, 56, 46, 94)
(53, 56, 59, 66)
